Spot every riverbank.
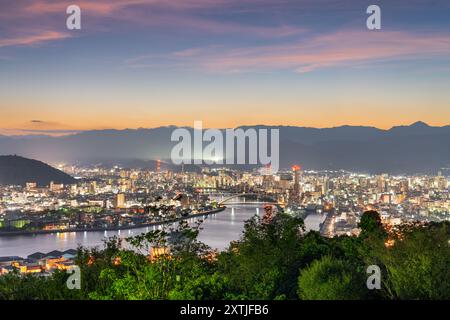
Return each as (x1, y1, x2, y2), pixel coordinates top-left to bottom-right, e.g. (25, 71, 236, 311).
(0, 206, 226, 237)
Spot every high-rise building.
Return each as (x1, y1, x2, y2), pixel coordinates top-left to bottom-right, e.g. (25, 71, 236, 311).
(116, 193, 125, 209)
(322, 176, 330, 195)
(290, 165, 301, 203)
(156, 159, 161, 173)
(377, 174, 388, 193)
(292, 165, 301, 194)
(89, 181, 97, 194)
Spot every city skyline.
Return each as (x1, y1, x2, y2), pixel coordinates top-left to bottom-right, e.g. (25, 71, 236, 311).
(1, 0, 450, 134)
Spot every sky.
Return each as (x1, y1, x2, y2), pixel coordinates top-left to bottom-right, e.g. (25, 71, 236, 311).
(1, 0, 450, 135)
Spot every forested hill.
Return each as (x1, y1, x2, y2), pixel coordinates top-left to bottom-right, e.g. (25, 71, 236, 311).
(0, 155, 76, 186)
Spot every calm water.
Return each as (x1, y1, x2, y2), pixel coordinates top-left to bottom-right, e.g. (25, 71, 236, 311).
(0, 202, 325, 257)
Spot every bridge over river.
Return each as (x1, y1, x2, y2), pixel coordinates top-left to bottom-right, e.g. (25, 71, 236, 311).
(0, 195, 325, 257)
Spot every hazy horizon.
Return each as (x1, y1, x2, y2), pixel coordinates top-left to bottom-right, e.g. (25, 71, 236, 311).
(1, 120, 448, 137)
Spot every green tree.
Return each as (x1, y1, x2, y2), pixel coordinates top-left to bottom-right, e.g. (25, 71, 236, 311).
(0, 269, 84, 300)
(217, 212, 308, 299)
(168, 271, 229, 300)
(297, 255, 367, 300)
(358, 210, 385, 237)
(86, 220, 217, 300)
(370, 222, 450, 299)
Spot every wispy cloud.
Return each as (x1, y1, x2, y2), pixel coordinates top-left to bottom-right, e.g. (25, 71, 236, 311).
(23, 0, 230, 14)
(126, 30, 450, 73)
(0, 119, 83, 136)
(0, 120, 80, 134)
(0, 128, 83, 137)
(0, 31, 70, 48)
(0, 0, 306, 50)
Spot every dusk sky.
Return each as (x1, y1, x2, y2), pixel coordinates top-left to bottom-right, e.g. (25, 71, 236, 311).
(1, 0, 450, 135)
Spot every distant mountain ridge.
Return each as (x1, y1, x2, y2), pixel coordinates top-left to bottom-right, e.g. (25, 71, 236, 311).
(0, 122, 449, 174)
(0, 155, 76, 186)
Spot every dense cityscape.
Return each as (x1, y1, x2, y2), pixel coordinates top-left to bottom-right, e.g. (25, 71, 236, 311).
(1, 163, 448, 237)
(0, 161, 448, 289)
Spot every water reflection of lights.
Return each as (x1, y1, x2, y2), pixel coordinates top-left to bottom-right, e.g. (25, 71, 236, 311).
(230, 207, 236, 225)
(56, 232, 67, 240)
(68, 232, 76, 239)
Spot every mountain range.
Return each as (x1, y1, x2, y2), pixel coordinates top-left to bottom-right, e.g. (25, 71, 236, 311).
(0, 121, 449, 174)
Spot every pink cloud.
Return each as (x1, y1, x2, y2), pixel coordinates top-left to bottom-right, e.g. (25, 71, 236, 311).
(1, 0, 304, 45)
(133, 30, 450, 73)
(23, 0, 277, 14)
(176, 18, 304, 37)
(0, 31, 70, 48)
(24, 0, 150, 15)
(80, 1, 306, 37)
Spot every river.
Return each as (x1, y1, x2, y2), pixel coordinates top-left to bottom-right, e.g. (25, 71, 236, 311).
(0, 202, 325, 257)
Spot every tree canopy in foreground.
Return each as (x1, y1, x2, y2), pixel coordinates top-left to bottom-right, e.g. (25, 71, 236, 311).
(0, 211, 449, 300)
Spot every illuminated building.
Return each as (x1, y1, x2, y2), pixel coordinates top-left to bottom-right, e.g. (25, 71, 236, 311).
(156, 159, 161, 173)
(49, 181, 64, 192)
(26, 182, 37, 191)
(380, 194, 391, 204)
(89, 181, 97, 194)
(290, 165, 301, 203)
(116, 193, 126, 209)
